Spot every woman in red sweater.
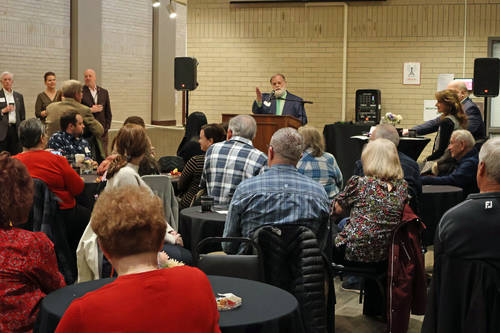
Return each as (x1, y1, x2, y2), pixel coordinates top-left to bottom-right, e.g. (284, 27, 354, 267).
(0, 153, 66, 332)
(56, 186, 220, 333)
(14, 118, 89, 255)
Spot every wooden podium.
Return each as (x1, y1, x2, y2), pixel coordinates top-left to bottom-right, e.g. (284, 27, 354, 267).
(222, 114, 302, 153)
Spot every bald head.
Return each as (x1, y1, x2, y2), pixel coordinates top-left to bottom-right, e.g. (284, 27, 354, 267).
(84, 69, 97, 89)
(447, 80, 468, 100)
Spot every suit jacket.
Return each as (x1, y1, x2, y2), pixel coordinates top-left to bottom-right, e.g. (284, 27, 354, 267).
(81, 85, 112, 134)
(45, 98, 104, 159)
(412, 97, 484, 140)
(0, 89, 26, 141)
(252, 90, 308, 125)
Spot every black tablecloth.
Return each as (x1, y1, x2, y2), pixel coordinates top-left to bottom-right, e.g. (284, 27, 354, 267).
(179, 206, 227, 251)
(75, 174, 100, 210)
(37, 275, 302, 333)
(350, 135, 431, 161)
(323, 122, 372, 184)
(419, 185, 464, 245)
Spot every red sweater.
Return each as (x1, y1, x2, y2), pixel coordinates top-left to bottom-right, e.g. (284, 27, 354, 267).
(0, 228, 66, 332)
(56, 266, 221, 333)
(14, 150, 84, 210)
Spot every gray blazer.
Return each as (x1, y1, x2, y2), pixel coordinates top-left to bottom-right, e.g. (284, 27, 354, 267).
(0, 89, 26, 141)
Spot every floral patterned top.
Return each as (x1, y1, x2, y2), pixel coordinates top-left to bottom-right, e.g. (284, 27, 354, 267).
(334, 176, 408, 263)
(0, 227, 65, 332)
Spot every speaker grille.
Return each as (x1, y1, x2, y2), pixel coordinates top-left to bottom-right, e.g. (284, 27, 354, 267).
(473, 58, 500, 97)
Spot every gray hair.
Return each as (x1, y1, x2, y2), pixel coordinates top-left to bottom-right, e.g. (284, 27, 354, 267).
(0, 72, 13, 80)
(270, 127, 303, 164)
(448, 80, 468, 94)
(362, 138, 403, 180)
(372, 124, 400, 146)
(61, 79, 83, 98)
(479, 137, 500, 184)
(451, 129, 475, 150)
(228, 115, 257, 140)
(19, 118, 45, 149)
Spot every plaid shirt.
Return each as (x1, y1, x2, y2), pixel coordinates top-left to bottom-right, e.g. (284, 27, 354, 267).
(47, 131, 92, 159)
(297, 148, 343, 199)
(201, 136, 267, 205)
(223, 164, 330, 254)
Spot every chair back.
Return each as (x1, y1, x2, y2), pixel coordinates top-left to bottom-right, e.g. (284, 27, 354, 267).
(194, 237, 263, 281)
(158, 155, 185, 173)
(28, 178, 76, 284)
(141, 175, 179, 230)
(252, 224, 334, 333)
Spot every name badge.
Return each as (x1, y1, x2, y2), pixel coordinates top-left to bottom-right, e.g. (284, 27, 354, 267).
(263, 101, 271, 107)
(84, 147, 91, 154)
(0, 98, 5, 102)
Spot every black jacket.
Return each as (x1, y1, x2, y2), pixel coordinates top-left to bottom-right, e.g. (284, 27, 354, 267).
(252, 224, 334, 333)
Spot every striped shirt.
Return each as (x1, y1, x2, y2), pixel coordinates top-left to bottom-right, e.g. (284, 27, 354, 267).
(201, 136, 267, 205)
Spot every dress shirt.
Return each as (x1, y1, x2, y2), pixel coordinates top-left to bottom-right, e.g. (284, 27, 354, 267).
(275, 91, 287, 115)
(47, 131, 92, 159)
(2, 88, 16, 124)
(223, 164, 330, 254)
(201, 136, 267, 205)
(89, 87, 98, 104)
(297, 148, 343, 199)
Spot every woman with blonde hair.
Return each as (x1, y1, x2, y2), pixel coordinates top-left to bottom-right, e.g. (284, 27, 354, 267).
(331, 138, 407, 264)
(297, 126, 343, 199)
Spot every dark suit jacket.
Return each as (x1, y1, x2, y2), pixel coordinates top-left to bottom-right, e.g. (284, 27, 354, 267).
(0, 89, 26, 141)
(252, 90, 307, 125)
(81, 85, 112, 134)
(412, 97, 484, 140)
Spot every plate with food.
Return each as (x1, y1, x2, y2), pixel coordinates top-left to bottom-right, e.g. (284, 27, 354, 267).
(216, 293, 242, 311)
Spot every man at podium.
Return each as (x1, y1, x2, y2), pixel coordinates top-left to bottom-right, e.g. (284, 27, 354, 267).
(252, 74, 307, 125)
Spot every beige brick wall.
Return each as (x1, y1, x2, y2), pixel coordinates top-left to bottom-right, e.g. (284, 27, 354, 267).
(187, 0, 500, 159)
(101, 0, 152, 124)
(0, 0, 70, 118)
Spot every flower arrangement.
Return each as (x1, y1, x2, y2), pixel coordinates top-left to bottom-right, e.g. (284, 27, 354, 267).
(382, 112, 403, 126)
(158, 251, 185, 268)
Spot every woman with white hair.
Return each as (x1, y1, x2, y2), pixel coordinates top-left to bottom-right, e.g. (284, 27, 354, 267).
(331, 138, 408, 264)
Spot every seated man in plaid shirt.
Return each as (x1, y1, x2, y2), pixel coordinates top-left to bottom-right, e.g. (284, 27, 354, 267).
(222, 127, 330, 254)
(201, 115, 267, 205)
(48, 109, 93, 160)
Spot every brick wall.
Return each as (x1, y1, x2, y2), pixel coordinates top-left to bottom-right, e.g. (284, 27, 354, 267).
(0, 0, 70, 118)
(101, 0, 152, 123)
(187, 0, 500, 159)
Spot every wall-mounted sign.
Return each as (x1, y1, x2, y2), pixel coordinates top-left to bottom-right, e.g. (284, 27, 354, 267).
(403, 62, 421, 85)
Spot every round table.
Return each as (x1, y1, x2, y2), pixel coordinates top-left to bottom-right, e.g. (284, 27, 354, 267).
(76, 173, 100, 210)
(37, 275, 302, 333)
(179, 206, 227, 252)
(419, 185, 464, 245)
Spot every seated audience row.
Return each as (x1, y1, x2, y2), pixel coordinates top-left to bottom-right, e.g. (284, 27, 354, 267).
(223, 127, 330, 254)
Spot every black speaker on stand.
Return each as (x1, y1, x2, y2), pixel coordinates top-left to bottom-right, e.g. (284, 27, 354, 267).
(175, 57, 199, 125)
(473, 58, 500, 136)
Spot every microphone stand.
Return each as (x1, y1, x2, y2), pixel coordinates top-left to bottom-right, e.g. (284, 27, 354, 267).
(271, 96, 314, 105)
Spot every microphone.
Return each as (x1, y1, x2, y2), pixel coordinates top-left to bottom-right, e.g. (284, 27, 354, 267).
(268, 90, 275, 101)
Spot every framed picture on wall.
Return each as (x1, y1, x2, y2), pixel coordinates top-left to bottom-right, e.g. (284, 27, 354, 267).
(403, 62, 421, 85)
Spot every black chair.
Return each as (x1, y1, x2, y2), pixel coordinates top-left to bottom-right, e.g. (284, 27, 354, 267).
(158, 155, 185, 173)
(331, 261, 387, 317)
(24, 178, 76, 284)
(252, 224, 335, 333)
(194, 237, 263, 282)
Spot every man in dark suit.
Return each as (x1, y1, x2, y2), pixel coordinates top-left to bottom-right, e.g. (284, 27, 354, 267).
(0, 72, 25, 155)
(411, 80, 485, 141)
(252, 73, 307, 125)
(81, 69, 112, 155)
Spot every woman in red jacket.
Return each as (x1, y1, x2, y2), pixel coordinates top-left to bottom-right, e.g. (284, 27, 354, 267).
(0, 153, 65, 332)
(14, 118, 89, 254)
(56, 186, 220, 333)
